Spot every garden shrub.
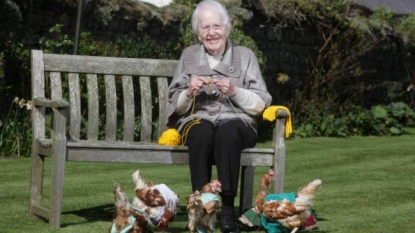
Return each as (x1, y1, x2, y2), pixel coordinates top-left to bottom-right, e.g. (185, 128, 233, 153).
(0, 97, 32, 157)
(293, 101, 415, 137)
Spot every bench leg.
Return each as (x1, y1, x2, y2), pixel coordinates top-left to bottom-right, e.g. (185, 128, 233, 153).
(29, 150, 45, 220)
(49, 138, 66, 228)
(49, 108, 67, 228)
(239, 166, 255, 214)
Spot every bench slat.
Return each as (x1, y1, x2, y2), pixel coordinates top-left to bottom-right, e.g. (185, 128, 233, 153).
(36, 138, 274, 166)
(87, 74, 99, 140)
(140, 76, 152, 142)
(122, 76, 135, 141)
(105, 75, 117, 141)
(50, 72, 62, 100)
(157, 77, 169, 138)
(64, 140, 273, 166)
(43, 54, 178, 77)
(63, 140, 272, 153)
(65, 149, 274, 166)
(68, 73, 81, 140)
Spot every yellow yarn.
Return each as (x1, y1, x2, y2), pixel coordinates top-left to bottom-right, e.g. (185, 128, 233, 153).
(158, 90, 200, 146)
(262, 105, 293, 138)
(158, 128, 182, 146)
(180, 118, 201, 146)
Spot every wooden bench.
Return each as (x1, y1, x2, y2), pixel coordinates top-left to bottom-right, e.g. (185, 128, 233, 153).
(28, 49, 289, 228)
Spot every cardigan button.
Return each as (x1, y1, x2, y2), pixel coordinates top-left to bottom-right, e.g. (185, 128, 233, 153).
(229, 67, 235, 73)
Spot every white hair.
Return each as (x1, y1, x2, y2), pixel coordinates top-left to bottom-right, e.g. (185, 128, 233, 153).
(191, 0, 232, 34)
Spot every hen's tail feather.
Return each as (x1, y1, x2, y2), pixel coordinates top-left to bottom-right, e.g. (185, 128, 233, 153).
(113, 183, 130, 210)
(132, 170, 140, 182)
(298, 179, 322, 196)
(295, 179, 322, 212)
(112, 183, 133, 232)
(132, 169, 147, 190)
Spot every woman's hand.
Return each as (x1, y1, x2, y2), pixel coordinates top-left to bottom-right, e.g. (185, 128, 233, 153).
(186, 75, 210, 98)
(212, 78, 238, 96)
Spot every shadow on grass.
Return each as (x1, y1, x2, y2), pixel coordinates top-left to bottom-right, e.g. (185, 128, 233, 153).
(61, 204, 329, 232)
(62, 204, 115, 224)
(61, 204, 190, 231)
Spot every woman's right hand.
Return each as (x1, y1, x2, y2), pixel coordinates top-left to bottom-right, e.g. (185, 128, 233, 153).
(186, 75, 210, 98)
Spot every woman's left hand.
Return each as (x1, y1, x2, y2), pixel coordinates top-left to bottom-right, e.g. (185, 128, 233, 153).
(212, 79, 238, 96)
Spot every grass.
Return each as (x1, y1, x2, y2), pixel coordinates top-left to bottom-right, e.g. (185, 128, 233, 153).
(1, 132, 415, 233)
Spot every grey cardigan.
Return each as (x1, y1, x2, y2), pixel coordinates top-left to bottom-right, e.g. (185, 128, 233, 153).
(166, 39, 272, 132)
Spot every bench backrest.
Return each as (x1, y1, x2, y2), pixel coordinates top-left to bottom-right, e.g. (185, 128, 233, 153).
(31, 50, 178, 143)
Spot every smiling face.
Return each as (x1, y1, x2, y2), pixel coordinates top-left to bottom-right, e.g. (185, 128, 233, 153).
(197, 8, 230, 56)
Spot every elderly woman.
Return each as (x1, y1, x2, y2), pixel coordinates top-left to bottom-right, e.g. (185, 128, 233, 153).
(167, 0, 272, 232)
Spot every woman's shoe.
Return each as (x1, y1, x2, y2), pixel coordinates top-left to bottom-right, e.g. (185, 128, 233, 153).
(220, 215, 241, 233)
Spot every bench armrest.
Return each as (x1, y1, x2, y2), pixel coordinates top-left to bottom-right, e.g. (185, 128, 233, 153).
(275, 109, 289, 119)
(34, 97, 69, 109)
(263, 105, 292, 138)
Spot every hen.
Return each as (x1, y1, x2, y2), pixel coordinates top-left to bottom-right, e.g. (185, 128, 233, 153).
(108, 169, 179, 233)
(262, 179, 322, 233)
(186, 180, 222, 233)
(131, 169, 179, 230)
(239, 169, 321, 233)
(109, 183, 153, 233)
(238, 169, 275, 231)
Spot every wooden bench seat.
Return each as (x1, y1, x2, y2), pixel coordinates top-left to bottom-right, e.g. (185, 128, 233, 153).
(28, 49, 289, 228)
(37, 139, 275, 165)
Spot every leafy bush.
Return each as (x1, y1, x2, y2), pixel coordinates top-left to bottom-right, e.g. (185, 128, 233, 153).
(39, 24, 74, 54)
(39, 23, 178, 59)
(230, 28, 266, 71)
(0, 52, 4, 81)
(0, 97, 32, 157)
(396, 14, 415, 46)
(294, 102, 415, 137)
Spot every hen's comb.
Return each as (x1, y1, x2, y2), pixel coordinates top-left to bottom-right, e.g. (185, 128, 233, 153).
(268, 169, 275, 176)
(212, 180, 222, 187)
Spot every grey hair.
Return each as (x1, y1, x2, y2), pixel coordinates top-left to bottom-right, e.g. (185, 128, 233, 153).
(191, 0, 232, 34)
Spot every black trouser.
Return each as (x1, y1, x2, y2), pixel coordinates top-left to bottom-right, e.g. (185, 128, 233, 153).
(183, 119, 257, 197)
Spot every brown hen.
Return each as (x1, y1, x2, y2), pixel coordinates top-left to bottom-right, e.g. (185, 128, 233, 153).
(186, 180, 222, 233)
(262, 179, 322, 232)
(254, 169, 275, 215)
(108, 169, 180, 233)
(109, 183, 155, 233)
(131, 169, 179, 230)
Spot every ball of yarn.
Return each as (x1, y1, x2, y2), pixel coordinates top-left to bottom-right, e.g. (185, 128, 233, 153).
(158, 128, 181, 146)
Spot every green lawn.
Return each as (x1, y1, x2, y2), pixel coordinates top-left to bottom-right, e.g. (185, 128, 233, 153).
(1, 133, 414, 232)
